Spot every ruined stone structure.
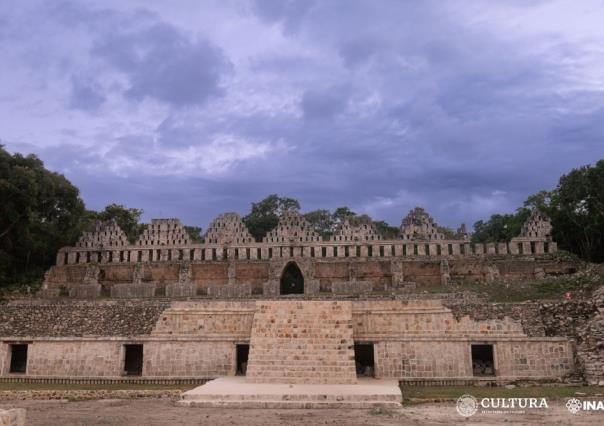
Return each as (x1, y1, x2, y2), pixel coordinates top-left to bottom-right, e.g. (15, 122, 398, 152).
(76, 219, 128, 248)
(137, 219, 190, 246)
(400, 207, 445, 240)
(331, 218, 381, 242)
(204, 213, 253, 245)
(1, 206, 597, 388)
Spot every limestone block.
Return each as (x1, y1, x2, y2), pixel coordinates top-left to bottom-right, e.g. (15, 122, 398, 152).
(207, 283, 252, 298)
(165, 283, 197, 297)
(69, 284, 101, 299)
(486, 243, 497, 255)
(263, 280, 279, 296)
(509, 242, 519, 255)
(304, 279, 320, 296)
(417, 244, 426, 256)
(36, 288, 61, 298)
(110, 283, 155, 298)
(331, 281, 372, 295)
(405, 244, 414, 256)
(0, 408, 26, 426)
(449, 243, 459, 256)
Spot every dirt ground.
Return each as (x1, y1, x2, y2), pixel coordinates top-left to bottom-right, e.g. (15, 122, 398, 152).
(1, 398, 603, 426)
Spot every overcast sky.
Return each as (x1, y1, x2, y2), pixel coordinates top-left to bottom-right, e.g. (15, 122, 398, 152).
(2, 0, 604, 230)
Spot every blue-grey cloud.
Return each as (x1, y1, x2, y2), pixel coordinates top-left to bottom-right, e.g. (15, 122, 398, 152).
(2, 0, 604, 232)
(92, 21, 231, 107)
(68, 76, 106, 111)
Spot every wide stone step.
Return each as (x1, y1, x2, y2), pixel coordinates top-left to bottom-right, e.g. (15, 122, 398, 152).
(178, 377, 402, 409)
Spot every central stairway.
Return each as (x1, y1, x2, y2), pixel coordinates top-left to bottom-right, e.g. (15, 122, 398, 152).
(179, 300, 402, 408)
(246, 300, 357, 384)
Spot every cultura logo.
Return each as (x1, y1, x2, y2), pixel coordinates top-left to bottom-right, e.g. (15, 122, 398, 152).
(566, 398, 582, 414)
(456, 394, 478, 417)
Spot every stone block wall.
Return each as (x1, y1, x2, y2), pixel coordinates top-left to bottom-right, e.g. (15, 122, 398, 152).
(110, 283, 155, 298)
(206, 283, 252, 298)
(352, 300, 526, 338)
(331, 281, 372, 295)
(247, 301, 357, 384)
(151, 301, 255, 337)
(0, 345, 7, 376)
(0, 300, 169, 337)
(376, 341, 471, 379)
(143, 341, 233, 377)
(374, 339, 573, 380)
(25, 341, 122, 377)
(0, 297, 591, 383)
(496, 340, 573, 378)
(42, 256, 580, 299)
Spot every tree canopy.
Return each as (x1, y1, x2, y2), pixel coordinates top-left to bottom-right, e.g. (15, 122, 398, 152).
(0, 145, 86, 287)
(242, 194, 300, 241)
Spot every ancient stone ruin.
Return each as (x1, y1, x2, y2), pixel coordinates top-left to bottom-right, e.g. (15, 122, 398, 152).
(1, 206, 602, 400)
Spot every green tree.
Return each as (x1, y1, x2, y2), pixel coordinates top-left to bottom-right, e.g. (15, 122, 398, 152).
(303, 209, 334, 239)
(184, 226, 203, 243)
(0, 145, 86, 287)
(243, 194, 301, 241)
(333, 206, 356, 224)
(437, 226, 456, 239)
(373, 220, 399, 239)
(472, 210, 529, 244)
(548, 160, 604, 262)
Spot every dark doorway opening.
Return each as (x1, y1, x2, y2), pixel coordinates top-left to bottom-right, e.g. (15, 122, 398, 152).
(236, 344, 249, 376)
(9, 344, 28, 374)
(472, 344, 495, 376)
(280, 262, 304, 295)
(124, 344, 143, 376)
(354, 343, 375, 377)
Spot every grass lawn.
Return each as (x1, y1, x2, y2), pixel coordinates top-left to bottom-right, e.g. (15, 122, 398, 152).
(401, 385, 604, 402)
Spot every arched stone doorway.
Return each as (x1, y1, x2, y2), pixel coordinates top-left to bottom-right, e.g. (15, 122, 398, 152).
(280, 262, 304, 295)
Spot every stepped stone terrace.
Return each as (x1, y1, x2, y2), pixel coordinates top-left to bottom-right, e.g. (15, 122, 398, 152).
(3, 206, 597, 393)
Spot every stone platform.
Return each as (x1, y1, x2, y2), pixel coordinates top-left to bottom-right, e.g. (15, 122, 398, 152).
(178, 377, 402, 409)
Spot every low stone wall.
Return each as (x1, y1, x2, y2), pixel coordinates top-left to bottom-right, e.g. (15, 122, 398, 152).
(332, 281, 372, 295)
(110, 283, 155, 298)
(0, 300, 169, 337)
(69, 284, 101, 299)
(165, 283, 196, 297)
(577, 286, 604, 385)
(375, 339, 573, 380)
(206, 283, 251, 298)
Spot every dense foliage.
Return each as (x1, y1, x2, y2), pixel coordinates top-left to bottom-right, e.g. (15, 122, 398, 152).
(472, 160, 604, 263)
(242, 194, 301, 241)
(0, 146, 86, 287)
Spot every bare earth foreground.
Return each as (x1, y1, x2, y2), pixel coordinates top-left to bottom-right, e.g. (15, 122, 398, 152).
(2, 398, 603, 425)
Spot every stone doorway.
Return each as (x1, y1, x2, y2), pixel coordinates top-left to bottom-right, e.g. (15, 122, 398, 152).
(280, 262, 304, 295)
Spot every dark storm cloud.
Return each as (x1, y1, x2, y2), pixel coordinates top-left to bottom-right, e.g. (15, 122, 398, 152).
(68, 76, 106, 111)
(2, 0, 604, 231)
(300, 87, 350, 121)
(92, 21, 231, 107)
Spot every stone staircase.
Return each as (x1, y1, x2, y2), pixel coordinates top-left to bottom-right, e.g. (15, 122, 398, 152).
(246, 301, 357, 384)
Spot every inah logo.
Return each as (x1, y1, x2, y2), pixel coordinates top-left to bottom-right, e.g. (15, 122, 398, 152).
(566, 398, 582, 414)
(456, 394, 478, 417)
